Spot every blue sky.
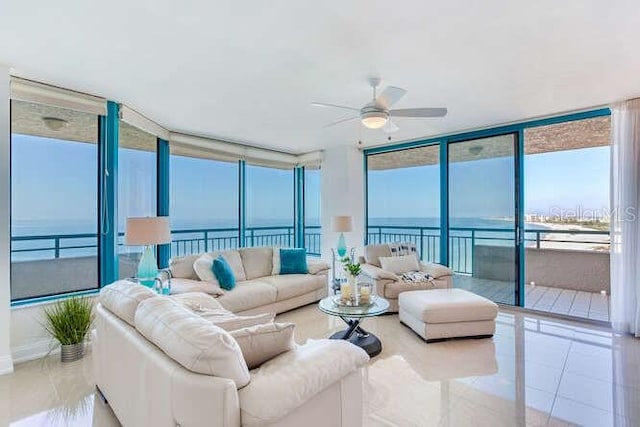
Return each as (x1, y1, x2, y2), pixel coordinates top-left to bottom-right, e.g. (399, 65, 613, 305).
(11, 134, 609, 233)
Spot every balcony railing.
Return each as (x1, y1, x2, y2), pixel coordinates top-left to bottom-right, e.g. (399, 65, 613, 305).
(11, 225, 323, 261)
(367, 225, 610, 275)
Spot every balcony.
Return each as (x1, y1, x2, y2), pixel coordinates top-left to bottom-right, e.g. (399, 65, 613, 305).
(368, 225, 611, 322)
(10, 226, 321, 301)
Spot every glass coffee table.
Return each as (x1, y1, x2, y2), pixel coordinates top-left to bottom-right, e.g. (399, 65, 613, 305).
(318, 295, 390, 357)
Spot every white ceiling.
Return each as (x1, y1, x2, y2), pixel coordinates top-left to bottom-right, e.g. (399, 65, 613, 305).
(1, 0, 639, 154)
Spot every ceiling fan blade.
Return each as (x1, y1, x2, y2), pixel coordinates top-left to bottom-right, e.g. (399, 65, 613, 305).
(311, 102, 360, 112)
(375, 86, 407, 109)
(384, 120, 399, 134)
(323, 116, 359, 128)
(390, 108, 448, 118)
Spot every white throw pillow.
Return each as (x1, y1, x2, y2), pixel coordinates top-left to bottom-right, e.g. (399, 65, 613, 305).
(193, 254, 220, 284)
(135, 296, 251, 388)
(231, 323, 295, 369)
(379, 254, 420, 274)
(99, 280, 157, 326)
(207, 313, 276, 332)
(168, 278, 225, 296)
(271, 247, 281, 275)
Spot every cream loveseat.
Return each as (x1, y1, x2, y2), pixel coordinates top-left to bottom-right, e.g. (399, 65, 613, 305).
(93, 282, 369, 427)
(166, 247, 330, 315)
(359, 243, 454, 312)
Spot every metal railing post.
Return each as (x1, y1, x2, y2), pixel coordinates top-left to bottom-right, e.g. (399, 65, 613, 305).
(378, 227, 382, 244)
(250, 229, 255, 247)
(536, 231, 541, 249)
(420, 228, 424, 261)
(470, 230, 475, 275)
(54, 237, 60, 259)
(204, 231, 209, 252)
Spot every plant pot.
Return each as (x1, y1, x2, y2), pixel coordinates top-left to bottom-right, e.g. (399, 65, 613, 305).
(61, 342, 84, 363)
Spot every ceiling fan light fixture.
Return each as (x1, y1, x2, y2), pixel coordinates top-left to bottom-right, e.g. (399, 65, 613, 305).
(361, 110, 388, 129)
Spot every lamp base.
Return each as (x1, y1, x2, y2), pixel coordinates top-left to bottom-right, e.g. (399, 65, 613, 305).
(137, 245, 159, 288)
(337, 232, 347, 258)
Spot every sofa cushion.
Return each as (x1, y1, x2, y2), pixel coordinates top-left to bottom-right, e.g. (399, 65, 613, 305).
(134, 296, 250, 388)
(398, 289, 499, 324)
(171, 291, 225, 310)
(99, 280, 156, 326)
(231, 322, 295, 369)
(379, 254, 420, 274)
(169, 254, 201, 279)
(239, 247, 273, 280)
(216, 280, 278, 313)
(279, 248, 309, 275)
(307, 258, 330, 275)
(364, 244, 392, 268)
(193, 253, 220, 285)
(261, 274, 325, 301)
(213, 256, 237, 290)
(168, 278, 225, 296)
(420, 262, 453, 279)
(239, 339, 369, 426)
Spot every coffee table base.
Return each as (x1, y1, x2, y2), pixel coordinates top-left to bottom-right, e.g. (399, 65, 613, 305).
(329, 317, 382, 357)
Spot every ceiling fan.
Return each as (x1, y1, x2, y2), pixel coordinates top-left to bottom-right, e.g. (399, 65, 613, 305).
(311, 78, 447, 133)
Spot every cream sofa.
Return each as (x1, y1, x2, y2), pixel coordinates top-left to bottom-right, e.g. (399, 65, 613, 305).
(166, 247, 330, 315)
(93, 282, 369, 427)
(359, 243, 454, 312)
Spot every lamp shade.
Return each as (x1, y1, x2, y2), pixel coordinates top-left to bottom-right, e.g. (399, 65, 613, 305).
(125, 217, 171, 246)
(332, 216, 353, 232)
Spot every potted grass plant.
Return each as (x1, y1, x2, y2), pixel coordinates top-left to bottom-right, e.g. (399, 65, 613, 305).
(43, 296, 94, 363)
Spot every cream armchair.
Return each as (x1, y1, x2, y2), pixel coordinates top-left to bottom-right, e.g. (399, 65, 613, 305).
(359, 243, 453, 312)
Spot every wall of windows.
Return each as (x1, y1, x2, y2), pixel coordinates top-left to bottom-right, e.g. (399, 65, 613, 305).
(366, 145, 441, 263)
(10, 100, 99, 300)
(118, 122, 157, 279)
(245, 164, 294, 248)
(170, 146, 239, 256)
(364, 109, 612, 312)
(304, 167, 321, 255)
(6, 81, 318, 303)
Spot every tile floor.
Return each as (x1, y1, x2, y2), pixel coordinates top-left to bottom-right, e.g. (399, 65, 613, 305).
(1, 305, 639, 427)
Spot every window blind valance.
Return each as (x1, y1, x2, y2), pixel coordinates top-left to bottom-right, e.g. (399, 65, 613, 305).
(10, 77, 107, 116)
(169, 132, 321, 170)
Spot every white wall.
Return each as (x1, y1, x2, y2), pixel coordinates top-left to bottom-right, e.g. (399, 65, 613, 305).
(320, 145, 365, 262)
(0, 65, 12, 374)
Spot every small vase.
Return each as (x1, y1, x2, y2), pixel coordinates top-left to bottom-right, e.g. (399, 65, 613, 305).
(348, 275, 359, 305)
(61, 342, 84, 363)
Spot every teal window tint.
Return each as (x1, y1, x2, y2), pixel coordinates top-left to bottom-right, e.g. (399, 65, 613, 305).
(117, 122, 157, 279)
(245, 164, 295, 248)
(366, 144, 441, 263)
(169, 147, 239, 257)
(304, 167, 321, 256)
(10, 100, 100, 301)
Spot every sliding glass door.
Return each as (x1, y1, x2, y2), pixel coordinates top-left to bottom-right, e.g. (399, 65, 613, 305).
(448, 134, 520, 305)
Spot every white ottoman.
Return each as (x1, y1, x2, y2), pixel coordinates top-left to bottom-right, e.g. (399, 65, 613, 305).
(399, 289, 498, 342)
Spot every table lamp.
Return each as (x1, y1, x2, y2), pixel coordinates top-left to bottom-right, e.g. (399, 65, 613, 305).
(332, 215, 353, 258)
(125, 216, 171, 287)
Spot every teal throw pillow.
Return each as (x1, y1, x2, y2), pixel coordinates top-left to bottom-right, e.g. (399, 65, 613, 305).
(279, 248, 309, 275)
(212, 255, 236, 290)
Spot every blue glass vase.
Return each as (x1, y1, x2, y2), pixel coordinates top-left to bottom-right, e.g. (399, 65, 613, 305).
(137, 245, 159, 288)
(337, 232, 347, 258)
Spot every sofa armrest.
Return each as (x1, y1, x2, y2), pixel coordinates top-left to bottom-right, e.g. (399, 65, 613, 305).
(171, 369, 241, 427)
(360, 263, 399, 281)
(420, 262, 453, 279)
(239, 339, 368, 425)
(307, 258, 330, 275)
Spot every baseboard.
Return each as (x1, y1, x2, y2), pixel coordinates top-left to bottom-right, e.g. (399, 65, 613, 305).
(0, 354, 14, 375)
(11, 339, 58, 364)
